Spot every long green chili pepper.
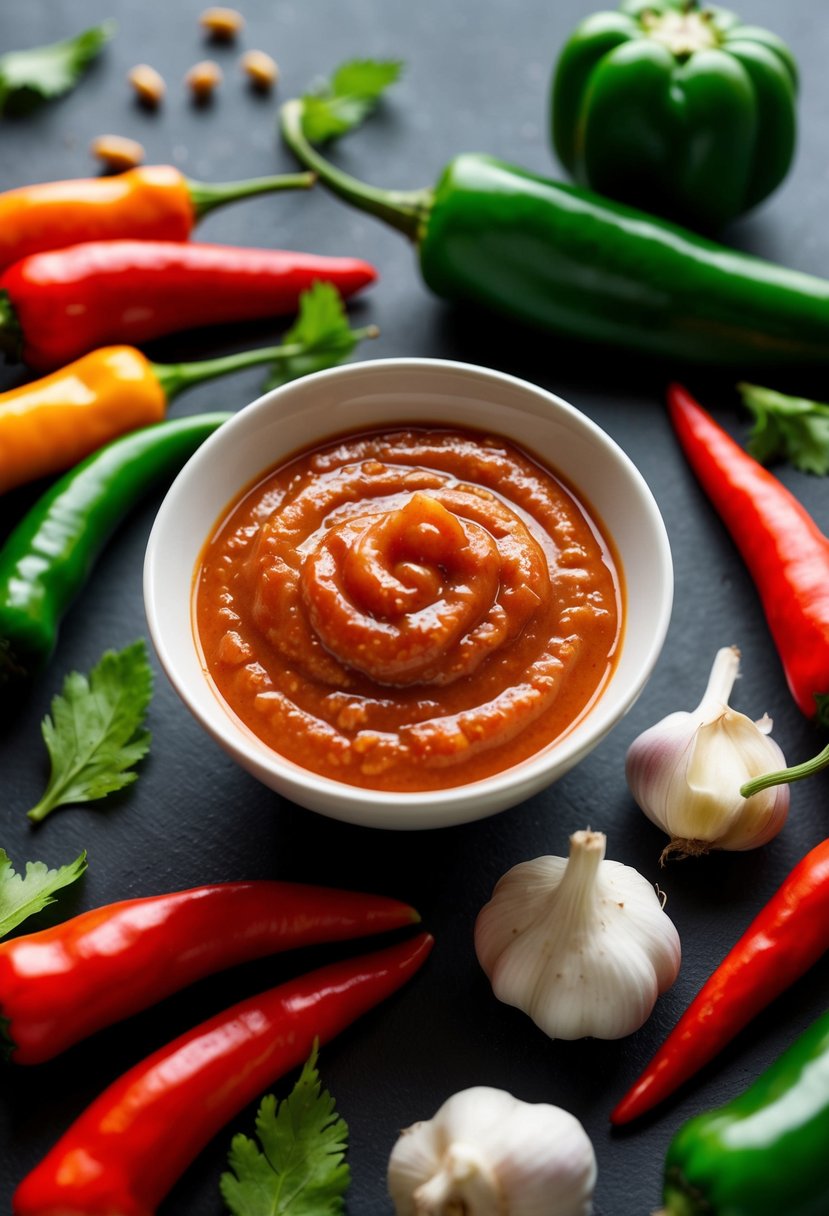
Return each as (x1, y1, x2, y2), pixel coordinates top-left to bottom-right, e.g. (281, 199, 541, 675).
(280, 98, 829, 366)
(659, 1007, 829, 1216)
(0, 413, 230, 686)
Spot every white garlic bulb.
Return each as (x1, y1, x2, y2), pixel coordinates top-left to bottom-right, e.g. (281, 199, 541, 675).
(626, 645, 790, 859)
(387, 1086, 597, 1216)
(474, 830, 680, 1040)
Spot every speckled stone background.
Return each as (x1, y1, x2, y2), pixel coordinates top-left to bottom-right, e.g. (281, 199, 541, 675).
(1, 2, 828, 1213)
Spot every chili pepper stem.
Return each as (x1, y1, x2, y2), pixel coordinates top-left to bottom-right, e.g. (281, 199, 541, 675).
(280, 98, 433, 241)
(152, 326, 379, 400)
(187, 170, 316, 219)
(741, 738, 829, 798)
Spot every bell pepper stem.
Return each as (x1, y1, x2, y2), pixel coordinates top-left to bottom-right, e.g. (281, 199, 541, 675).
(152, 327, 379, 400)
(0, 291, 22, 362)
(279, 98, 433, 242)
(186, 170, 316, 219)
(740, 739, 829, 798)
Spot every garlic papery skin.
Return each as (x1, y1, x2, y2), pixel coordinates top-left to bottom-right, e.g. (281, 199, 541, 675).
(625, 645, 790, 859)
(474, 830, 680, 1041)
(387, 1086, 597, 1216)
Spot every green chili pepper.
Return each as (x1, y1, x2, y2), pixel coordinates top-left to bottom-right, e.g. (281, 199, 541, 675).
(660, 1007, 829, 1216)
(0, 413, 230, 685)
(551, 0, 798, 231)
(280, 101, 829, 366)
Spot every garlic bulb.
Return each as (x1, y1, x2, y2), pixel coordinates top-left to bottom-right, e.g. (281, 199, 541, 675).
(474, 830, 680, 1040)
(626, 645, 790, 859)
(387, 1086, 597, 1216)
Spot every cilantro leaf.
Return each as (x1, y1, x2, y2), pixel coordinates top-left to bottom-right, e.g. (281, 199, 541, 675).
(263, 281, 378, 391)
(300, 58, 403, 144)
(0, 849, 87, 939)
(220, 1043, 350, 1216)
(0, 22, 115, 117)
(26, 640, 153, 824)
(739, 382, 829, 475)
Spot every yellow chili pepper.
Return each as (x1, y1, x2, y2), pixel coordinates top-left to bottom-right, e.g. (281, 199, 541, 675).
(0, 348, 165, 494)
(0, 335, 351, 495)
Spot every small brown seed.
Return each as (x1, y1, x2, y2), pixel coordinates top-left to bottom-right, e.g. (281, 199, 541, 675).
(200, 6, 244, 41)
(90, 134, 146, 173)
(127, 64, 165, 107)
(240, 49, 279, 91)
(185, 59, 223, 102)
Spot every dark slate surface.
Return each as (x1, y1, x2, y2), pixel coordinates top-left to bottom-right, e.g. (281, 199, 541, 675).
(1, 1, 828, 1213)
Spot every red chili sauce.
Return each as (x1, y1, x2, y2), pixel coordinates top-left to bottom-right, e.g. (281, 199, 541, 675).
(193, 426, 623, 791)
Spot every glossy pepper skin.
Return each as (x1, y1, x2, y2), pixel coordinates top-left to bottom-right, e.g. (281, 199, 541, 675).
(0, 412, 230, 686)
(667, 384, 829, 724)
(0, 880, 420, 1064)
(612, 837, 829, 1124)
(661, 1007, 829, 1216)
(0, 239, 376, 370)
(0, 347, 166, 493)
(0, 334, 364, 495)
(0, 164, 315, 272)
(13, 932, 433, 1216)
(551, 0, 798, 231)
(280, 102, 829, 367)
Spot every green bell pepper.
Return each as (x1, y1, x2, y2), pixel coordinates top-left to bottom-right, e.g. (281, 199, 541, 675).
(661, 1007, 829, 1216)
(552, 0, 798, 231)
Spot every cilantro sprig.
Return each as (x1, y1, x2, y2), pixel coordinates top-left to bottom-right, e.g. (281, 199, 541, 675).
(739, 382, 829, 475)
(0, 22, 114, 117)
(0, 849, 87, 939)
(220, 1044, 350, 1216)
(26, 640, 153, 824)
(263, 281, 378, 390)
(300, 59, 403, 144)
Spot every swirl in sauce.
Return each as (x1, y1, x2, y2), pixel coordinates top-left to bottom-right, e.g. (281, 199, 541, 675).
(194, 428, 622, 791)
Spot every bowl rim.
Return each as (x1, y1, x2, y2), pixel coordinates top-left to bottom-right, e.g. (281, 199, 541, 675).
(144, 356, 673, 824)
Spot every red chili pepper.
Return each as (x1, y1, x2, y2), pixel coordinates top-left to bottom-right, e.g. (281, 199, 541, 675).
(13, 932, 433, 1216)
(0, 880, 419, 1065)
(0, 240, 377, 370)
(667, 383, 829, 727)
(0, 165, 315, 273)
(611, 837, 829, 1125)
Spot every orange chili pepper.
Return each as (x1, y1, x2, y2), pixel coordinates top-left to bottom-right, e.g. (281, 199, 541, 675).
(0, 336, 352, 494)
(0, 165, 314, 273)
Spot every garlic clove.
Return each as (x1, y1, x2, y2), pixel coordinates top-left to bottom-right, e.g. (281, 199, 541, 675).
(475, 831, 681, 1041)
(626, 646, 790, 857)
(388, 1086, 597, 1216)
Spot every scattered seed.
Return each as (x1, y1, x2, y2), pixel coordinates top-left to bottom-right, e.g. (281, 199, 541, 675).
(200, 6, 244, 41)
(90, 134, 146, 173)
(185, 59, 223, 103)
(240, 49, 279, 91)
(127, 63, 165, 108)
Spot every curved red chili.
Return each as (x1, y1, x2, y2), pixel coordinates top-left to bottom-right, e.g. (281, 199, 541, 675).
(12, 932, 433, 1216)
(0, 240, 377, 370)
(667, 382, 829, 726)
(0, 880, 419, 1064)
(611, 837, 829, 1125)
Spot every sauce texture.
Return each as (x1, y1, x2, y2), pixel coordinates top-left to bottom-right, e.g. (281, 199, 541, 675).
(194, 427, 622, 791)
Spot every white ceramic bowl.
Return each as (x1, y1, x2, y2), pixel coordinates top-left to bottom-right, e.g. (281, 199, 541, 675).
(144, 358, 672, 830)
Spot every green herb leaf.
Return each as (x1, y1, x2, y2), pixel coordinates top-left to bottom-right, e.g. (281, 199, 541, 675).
(26, 640, 153, 824)
(300, 58, 403, 143)
(739, 382, 829, 475)
(220, 1043, 350, 1216)
(0, 22, 115, 117)
(263, 281, 378, 390)
(0, 850, 87, 939)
